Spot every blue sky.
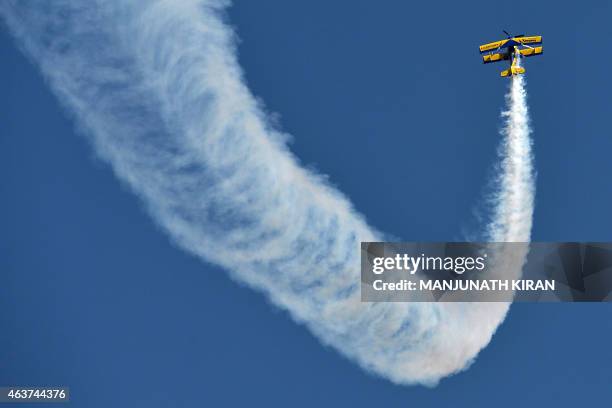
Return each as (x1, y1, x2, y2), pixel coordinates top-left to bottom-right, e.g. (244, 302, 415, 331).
(2, 1, 612, 406)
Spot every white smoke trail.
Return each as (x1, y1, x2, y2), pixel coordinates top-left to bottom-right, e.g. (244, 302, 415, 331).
(1, 1, 534, 385)
(480, 74, 535, 309)
(487, 74, 535, 243)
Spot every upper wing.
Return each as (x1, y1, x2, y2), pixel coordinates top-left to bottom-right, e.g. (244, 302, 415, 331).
(482, 52, 510, 64)
(519, 46, 543, 57)
(479, 39, 508, 53)
(515, 36, 542, 45)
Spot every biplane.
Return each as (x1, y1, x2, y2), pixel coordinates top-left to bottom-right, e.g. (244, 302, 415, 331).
(479, 31, 542, 77)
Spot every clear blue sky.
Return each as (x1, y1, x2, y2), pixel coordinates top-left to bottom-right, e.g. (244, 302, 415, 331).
(1, 1, 611, 406)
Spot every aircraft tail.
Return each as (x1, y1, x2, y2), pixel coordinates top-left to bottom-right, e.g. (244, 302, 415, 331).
(501, 66, 525, 77)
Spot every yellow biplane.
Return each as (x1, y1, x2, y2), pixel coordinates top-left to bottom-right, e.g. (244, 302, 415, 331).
(479, 31, 542, 77)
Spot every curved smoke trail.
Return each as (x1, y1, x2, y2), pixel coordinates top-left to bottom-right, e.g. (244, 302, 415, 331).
(1, 1, 534, 385)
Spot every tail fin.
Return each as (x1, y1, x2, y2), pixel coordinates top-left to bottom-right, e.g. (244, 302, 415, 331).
(501, 66, 526, 77)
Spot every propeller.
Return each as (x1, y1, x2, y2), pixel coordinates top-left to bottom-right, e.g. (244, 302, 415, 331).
(503, 30, 525, 38)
